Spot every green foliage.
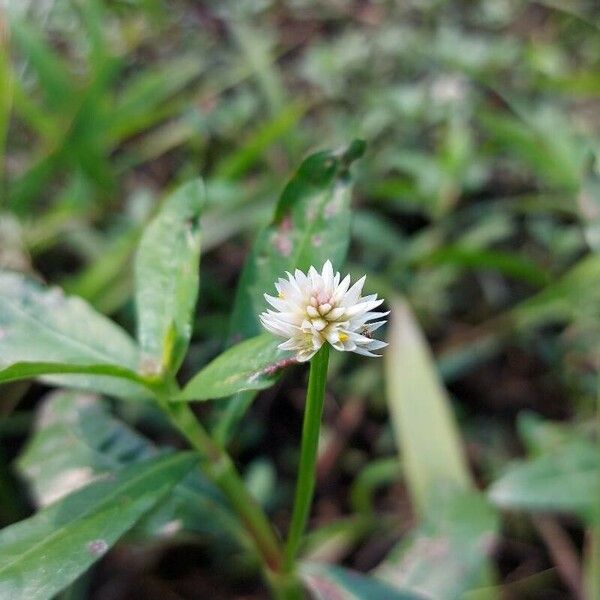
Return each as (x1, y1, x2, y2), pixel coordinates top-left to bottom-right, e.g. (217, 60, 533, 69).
(376, 489, 498, 599)
(229, 140, 364, 340)
(17, 390, 238, 541)
(0, 271, 144, 398)
(489, 417, 598, 521)
(385, 297, 472, 512)
(135, 179, 205, 375)
(579, 153, 600, 251)
(0, 452, 198, 600)
(0, 361, 149, 392)
(300, 562, 420, 600)
(1, 0, 599, 597)
(384, 298, 498, 598)
(179, 334, 292, 402)
(0, 18, 11, 170)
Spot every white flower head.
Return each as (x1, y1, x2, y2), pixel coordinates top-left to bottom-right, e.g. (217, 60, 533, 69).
(260, 260, 388, 362)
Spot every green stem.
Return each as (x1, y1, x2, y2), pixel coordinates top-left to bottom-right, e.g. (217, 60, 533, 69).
(162, 401, 306, 598)
(283, 343, 330, 571)
(160, 401, 283, 572)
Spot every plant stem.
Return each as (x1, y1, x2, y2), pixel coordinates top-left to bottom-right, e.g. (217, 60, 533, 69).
(160, 400, 283, 571)
(151, 381, 306, 597)
(283, 343, 330, 571)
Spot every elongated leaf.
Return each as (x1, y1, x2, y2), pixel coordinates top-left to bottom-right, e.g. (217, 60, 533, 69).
(376, 489, 498, 600)
(178, 334, 293, 402)
(0, 19, 11, 170)
(16, 390, 238, 540)
(61, 226, 141, 313)
(108, 57, 204, 143)
(382, 299, 498, 598)
(0, 361, 151, 391)
(300, 562, 420, 600)
(229, 140, 365, 341)
(517, 412, 578, 456)
(478, 104, 582, 190)
(578, 152, 600, 251)
(0, 452, 198, 600)
(510, 254, 600, 330)
(488, 437, 598, 520)
(0, 271, 144, 398)
(135, 179, 205, 376)
(215, 102, 306, 179)
(425, 245, 548, 286)
(9, 18, 76, 112)
(385, 297, 472, 514)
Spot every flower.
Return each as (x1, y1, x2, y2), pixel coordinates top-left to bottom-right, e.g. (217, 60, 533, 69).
(260, 260, 388, 362)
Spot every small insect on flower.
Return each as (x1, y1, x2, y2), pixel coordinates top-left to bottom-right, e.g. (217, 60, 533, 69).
(260, 260, 388, 362)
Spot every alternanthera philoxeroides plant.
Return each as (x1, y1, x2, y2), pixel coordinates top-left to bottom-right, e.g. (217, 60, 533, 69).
(0, 142, 384, 600)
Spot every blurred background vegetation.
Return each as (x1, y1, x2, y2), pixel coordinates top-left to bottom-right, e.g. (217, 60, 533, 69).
(1, 0, 599, 598)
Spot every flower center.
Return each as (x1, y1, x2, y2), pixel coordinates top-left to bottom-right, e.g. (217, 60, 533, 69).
(307, 293, 334, 319)
(303, 290, 348, 337)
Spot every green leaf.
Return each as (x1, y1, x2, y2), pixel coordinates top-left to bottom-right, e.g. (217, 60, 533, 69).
(214, 102, 306, 180)
(385, 297, 472, 514)
(17, 390, 153, 506)
(0, 451, 198, 600)
(0, 362, 151, 391)
(178, 334, 293, 402)
(381, 301, 498, 599)
(425, 245, 549, 286)
(0, 23, 11, 171)
(9, 18, 76, 112)
(135, 179, 205, 376)
(0, 271, 144, 399)
(61, 226, 141, 313)
(578, 152, 600, 252)
(108, 57, 205, 143)
(376, 489, 498, 600)
(516, 412, 577, 456)
(300, 562, 421, 600)
(488, 437, 598, 520)
(478, 103, 583, 190)
(510, 254, 600, 330)
(16, 390, 238, 540)
(229, 140, 365, 341)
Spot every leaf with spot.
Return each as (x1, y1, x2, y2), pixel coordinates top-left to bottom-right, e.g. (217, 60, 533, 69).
(300, 562, 421, 600)
(382, 299, 498, 598)
(0, 452, 198, 600)
(17, 390, 239, 540)
(178, 334, 294, 402)
(135, 179, 205, 376)
(0, 271, 145, 399)
(375, 489, 498, 600)
(229, 140, 365, 341)
(217, 142, 364, 440)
